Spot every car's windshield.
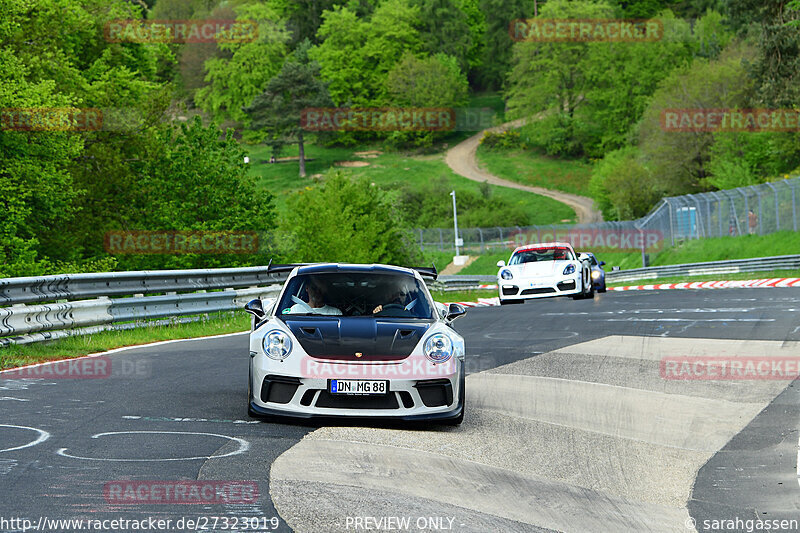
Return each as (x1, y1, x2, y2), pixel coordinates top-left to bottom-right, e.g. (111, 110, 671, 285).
(510, 247, 575, 264)
(276, 272, 434, 319)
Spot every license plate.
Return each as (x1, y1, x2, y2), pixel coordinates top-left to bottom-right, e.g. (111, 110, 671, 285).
(329, 379, 388, 395)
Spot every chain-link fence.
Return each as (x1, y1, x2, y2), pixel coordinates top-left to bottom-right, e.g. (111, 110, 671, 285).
(414, 176, 800, 255)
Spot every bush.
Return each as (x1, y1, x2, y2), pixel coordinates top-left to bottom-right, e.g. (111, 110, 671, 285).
(479, 130, 526, 150)
(393, 176, 530, 227)
(278, 171, 420, 265)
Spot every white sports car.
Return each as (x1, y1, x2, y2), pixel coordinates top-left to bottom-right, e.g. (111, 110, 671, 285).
(243, 263, 466, 424)
(496, 242, 593, 304)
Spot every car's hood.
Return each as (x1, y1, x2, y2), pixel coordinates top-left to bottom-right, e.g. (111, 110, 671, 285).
(281, 317, 432, 361)
(503, 260, 573, 278)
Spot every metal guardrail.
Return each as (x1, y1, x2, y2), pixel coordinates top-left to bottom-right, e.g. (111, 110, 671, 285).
(605, 255, 800, 283)
(2, 256, 798, 346)
(0, 286, 283, 347)
(0, 267, 287, 306)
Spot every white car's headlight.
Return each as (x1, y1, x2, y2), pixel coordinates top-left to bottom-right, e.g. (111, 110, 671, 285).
(563, 264, 575, 275)
(500, 269, 513, 280)
(262, 329, 293, 360)
(591, 270, 601, 279)
(424, 333, 453, 363)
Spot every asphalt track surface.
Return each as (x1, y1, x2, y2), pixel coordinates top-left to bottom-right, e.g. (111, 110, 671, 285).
(1, 288, 800, 532)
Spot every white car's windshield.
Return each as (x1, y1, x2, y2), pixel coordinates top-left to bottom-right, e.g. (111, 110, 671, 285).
(277, 272, 434, 319)
(510, 247, 575, 264)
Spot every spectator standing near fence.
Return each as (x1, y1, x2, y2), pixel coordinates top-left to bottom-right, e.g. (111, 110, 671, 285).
(748, 209, 758, 234)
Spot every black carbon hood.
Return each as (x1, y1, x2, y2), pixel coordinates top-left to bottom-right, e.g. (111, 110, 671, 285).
(281, 317, 433, 360)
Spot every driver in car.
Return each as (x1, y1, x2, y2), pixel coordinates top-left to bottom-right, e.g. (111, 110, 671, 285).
(372, 282, 413, 314)
(288, 279, 342, 315)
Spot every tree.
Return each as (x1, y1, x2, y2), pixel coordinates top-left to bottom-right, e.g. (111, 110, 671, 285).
(506, 0, 616, 155)
(278, 172, 418, 265)
(386, 52, 469, 107)
(245, 40, 332, 178)
(110, 117, 275, 271)
(311, 0, 424, 106)
(476, 0, 531, 89)
(412, 0, 473, 72)
(589, 148, 661, 220)
(195, 3, 290, 125)
(637, 44, 756, 196)
(453, 0, 487, 75)
(728, 0, 800, 106)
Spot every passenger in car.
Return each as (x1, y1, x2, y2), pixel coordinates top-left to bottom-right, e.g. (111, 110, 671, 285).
(288, 279, 342, 315)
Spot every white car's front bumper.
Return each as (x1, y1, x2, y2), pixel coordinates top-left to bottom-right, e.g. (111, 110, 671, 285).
(498, 274, 582, 301)
(249, 353, 464, 421)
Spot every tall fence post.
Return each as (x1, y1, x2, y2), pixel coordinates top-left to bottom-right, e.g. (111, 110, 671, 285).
(477, 228, 484, 253)
(792, 182, 798, 232)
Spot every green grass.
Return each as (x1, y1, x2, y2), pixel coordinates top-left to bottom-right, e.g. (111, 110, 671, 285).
(247, 145, 576, 226)
(476, 145, 594, 195)
(430, 289, 497, 302)
(608, 269, 800, 287)
(458, 231, 800, 275)
(0, 312, 250, 370)
(468, 91, 506, 123)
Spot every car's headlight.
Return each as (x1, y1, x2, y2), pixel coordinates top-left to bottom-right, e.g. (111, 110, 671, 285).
(500, 269, 513, 280)
(591, 270, 601, 279)
(262, 329, 293, 360)
(424, 333, 453, 363)
(563, 264, 575, 275)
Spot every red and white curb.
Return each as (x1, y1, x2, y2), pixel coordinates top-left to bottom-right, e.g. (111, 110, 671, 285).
(445, 297, 500, 307)
(610, 278, 800, 291)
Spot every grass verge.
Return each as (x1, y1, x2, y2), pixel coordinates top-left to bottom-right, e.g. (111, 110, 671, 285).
(0, 312, 250, 371)
(608, 269, 800, 287)
(248, 145, 576, 226)
(459, 231, 800, 274)
(475, 145, 594, 195)
(430, 289, 497, 303)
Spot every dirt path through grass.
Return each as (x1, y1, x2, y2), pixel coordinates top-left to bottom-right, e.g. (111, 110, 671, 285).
(445, 117, 604, 223)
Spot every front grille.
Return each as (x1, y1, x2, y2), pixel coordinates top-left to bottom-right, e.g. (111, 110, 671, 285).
(415, 379, 453, 407)
(260, 375, 301, 404)
(557, 281, 576, 291)
(502, 286, 519, 295)
(315, 391, 399, 409)
(521, 287, 556, 295)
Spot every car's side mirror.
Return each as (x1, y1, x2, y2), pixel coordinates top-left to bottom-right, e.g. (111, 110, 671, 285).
(446, 303, 467, 321)
(244, 298, 265, 320)
(496, 260, 506, 267)
(435, 302, 448, 319)
(599, 261, 606, 266)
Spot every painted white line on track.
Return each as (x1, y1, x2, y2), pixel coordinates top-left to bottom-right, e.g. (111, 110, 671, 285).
(56, 430, 249, 462)
(0, 424, 50, 453)
(0, 330, 248, 375)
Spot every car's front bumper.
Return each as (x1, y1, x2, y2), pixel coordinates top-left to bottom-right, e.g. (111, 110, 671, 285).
(498, 275, 582, 301)
(249, 359, 464, 421)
